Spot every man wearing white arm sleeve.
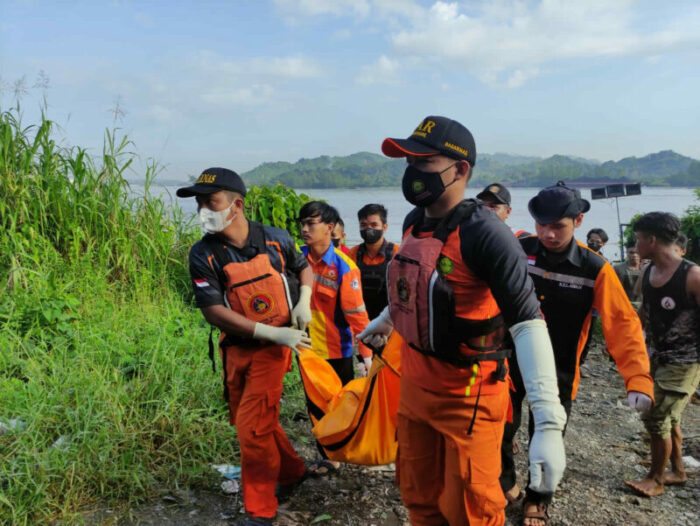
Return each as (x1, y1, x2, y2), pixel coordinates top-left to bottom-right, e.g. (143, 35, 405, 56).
(358, 115, 566, 526)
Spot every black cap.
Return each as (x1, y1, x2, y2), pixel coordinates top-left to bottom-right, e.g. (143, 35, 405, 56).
(477, 183, 511, 205)
(176, 167, 247, 198)
(382, 115, 477, 166)
(528, 181, 591, 224)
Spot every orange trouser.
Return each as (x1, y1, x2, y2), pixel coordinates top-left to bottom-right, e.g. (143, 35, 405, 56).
(397, 376, 509, 526)
(225, 344, 306, 519)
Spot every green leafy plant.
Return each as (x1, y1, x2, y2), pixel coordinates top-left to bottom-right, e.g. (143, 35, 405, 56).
(245, 184, 312, 244)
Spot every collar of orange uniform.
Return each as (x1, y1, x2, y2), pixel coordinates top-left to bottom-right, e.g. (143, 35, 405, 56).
(302, 242, 337, 267)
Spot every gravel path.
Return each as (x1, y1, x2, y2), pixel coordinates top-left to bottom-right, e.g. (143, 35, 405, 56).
(109, 344, 699, 526)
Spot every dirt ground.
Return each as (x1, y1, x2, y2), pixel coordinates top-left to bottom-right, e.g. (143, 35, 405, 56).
(92, 345, 699, 526)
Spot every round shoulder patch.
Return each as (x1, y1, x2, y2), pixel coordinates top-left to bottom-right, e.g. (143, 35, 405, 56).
(350, 278, 360, 290)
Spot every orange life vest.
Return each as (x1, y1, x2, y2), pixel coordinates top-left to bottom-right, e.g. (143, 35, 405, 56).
(203, 224, 294, 376)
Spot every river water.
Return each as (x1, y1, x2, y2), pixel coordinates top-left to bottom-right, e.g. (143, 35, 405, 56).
(151, 185, 696, 262)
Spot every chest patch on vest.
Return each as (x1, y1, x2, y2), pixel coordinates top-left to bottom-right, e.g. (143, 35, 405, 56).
(396, 277, 411, 304)
(438, 255, 454, 275)
(247, 292, 274, 317)
(661, 296, 676, 310)
(326, 268, 337, 280)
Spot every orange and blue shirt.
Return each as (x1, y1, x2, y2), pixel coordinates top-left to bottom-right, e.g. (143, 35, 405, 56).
(301, 244, 372, 360)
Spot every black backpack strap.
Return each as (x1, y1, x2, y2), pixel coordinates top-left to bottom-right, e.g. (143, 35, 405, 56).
(247, 221, 267, 254)
(382, 241, 395, 261)
(201, 233, 231, 285)
(433, 199, 478, 242)
(356, 243, 367, 271)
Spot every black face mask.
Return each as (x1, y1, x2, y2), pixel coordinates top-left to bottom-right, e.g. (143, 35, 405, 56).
(331, 238, 341, 248)
(401, 163, 457, 207)
(360, 228, 383, 244)
(587, 241, 602, 252)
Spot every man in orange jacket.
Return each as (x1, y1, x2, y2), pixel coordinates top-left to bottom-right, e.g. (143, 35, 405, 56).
(178, 168, 313, 526)
(359, 116, 567, 526)
(501, 182, 654, 526)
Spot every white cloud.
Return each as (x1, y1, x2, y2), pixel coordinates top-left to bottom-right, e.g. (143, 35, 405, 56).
(193, 52, 322, 80)
(248, 56, 322, 79)
(145, 104, 175, 124)
(274, 0, 371, 18)
(382, 0, 700, 88)
(356, 55, 401, 85)
(332, 28, 352, 41)
(200, 84, 275, 106)
(274, 0, 423, 22)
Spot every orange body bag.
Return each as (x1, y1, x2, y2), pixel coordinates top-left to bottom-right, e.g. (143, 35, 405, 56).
(297, 332, 403, 465)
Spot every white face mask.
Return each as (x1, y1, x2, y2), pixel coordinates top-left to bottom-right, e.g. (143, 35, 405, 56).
(199, 203, 235, 234)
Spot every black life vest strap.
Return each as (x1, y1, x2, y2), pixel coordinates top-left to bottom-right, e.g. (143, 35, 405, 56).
(356, 241, 395, 272)
(453, 314, 505, 340)
(433, 199, 478, 242)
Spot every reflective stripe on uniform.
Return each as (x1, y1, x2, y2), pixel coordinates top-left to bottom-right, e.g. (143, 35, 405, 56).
(527, 265, 596, 288)
(314, 274, 340, 289)
(343, 305, 367, 315)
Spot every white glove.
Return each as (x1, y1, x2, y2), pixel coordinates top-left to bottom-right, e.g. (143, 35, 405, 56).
(291, 285, 312, 331)
(529, 428, 566, 495)
(253, 323, 311, 354)
(627, 391, 652, 412)
(510, 319, 567, 494)
(357, 307, 393, 349)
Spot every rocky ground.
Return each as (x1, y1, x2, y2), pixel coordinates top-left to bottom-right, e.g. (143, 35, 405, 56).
(89, 345, 699, 526)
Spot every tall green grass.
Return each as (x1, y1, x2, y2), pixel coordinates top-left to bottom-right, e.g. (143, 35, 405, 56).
(0, 108, 307, 524)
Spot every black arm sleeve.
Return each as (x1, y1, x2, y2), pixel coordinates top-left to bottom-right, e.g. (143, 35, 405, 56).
(459, 207, 542, 326)
(280, 231, 308, 276)
(188, 241, 226, 308)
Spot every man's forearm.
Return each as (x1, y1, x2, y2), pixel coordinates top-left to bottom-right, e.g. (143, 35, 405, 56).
(201, 305, 257, 338)
(299, 265, 313, 288)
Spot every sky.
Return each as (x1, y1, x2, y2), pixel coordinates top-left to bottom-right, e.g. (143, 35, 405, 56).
(2, 0, 700, 181)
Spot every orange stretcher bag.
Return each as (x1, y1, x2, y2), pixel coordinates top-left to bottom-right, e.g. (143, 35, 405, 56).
(297, 332, 402, 465)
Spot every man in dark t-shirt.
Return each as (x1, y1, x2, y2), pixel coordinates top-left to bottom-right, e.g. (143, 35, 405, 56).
(626, 212, 700, 498)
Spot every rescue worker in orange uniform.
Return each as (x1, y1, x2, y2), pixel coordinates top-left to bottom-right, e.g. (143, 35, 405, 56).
(349, 203, 399, 320)
(501, 182, 654, 526)
(358, 116, 568, 526)
(299, 201, 373, 475)
(178, 168, 312, 526)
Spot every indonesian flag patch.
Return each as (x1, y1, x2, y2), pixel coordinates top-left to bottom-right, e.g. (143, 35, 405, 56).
(193, 279, 210, 288)
(527, 255, 536, 266)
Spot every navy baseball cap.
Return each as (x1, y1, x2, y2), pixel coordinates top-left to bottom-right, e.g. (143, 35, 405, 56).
(528, 181, 590, 224)
(176, 167, 247, 198)
(477, 183, 511, 205)
(382, 115, 477, 167)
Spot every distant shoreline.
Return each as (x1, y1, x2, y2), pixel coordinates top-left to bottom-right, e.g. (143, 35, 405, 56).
(143, 179, 700, 190)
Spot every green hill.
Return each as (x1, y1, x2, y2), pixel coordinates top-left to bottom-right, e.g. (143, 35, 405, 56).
(241, 150, 700, 189)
